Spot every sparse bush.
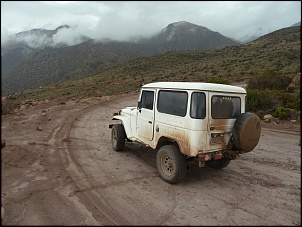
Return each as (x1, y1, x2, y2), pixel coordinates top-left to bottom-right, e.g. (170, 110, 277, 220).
(248, 69, 292, 90)
(273, 107, 291, 120)
(274, 90, 300, 110)
(246, 89, 279, 113)
(288, 86, 300, 92)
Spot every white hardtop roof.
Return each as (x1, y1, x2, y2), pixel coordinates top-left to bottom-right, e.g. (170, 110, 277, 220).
(142, 82, 246, 94)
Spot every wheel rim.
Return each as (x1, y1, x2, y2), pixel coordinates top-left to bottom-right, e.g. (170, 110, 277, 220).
(161, 153, 175, 176)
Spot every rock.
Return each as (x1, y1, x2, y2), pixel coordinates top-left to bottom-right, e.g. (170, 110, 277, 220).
(1, 206, 5, 220)
(41, 141, 49, 146)
(36, 126, 43, 131)
(263, 114, 273, 121)
(264, 179, 280, 187)
(1, 97, 9, 114)
(63, 137, 71, 142)
(40, 110, 47, 116)
(263, 114, 279, 124)
(29, 140, 36, 145)
(13, 116, 20, 121)
(31, 101, 38, 106)
(95, 91, 103, 97)
(1, 139, 6, 148)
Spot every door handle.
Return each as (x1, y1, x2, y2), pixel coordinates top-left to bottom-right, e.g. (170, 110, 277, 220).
(148, 121, 152, 124)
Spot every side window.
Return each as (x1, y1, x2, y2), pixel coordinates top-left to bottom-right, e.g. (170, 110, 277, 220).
(141, 90, 154, 110)
(157, 90, 188, 117)
(211, 96, 241, 119)
(190, 92, 206, 119)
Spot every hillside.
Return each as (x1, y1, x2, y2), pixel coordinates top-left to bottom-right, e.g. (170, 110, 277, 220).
(2, 25, 299, 109)
(1, 21, 240, 95)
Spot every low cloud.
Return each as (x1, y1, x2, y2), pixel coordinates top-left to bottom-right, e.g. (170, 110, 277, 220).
(1, 1, 301, 47)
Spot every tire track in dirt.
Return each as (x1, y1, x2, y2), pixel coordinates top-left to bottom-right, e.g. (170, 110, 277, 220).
(51, 96, 134, 225)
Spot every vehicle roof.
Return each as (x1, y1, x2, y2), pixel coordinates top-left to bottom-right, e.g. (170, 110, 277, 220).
(142, 82, 247, 94)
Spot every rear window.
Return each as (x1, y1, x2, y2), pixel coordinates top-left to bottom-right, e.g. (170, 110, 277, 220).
(211, 95, 241, 119)
(157, 90, 188, 117)
(190, 92, 206, 119)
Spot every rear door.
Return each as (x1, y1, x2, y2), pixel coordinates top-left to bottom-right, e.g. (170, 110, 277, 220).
(206, 92, 242, 151)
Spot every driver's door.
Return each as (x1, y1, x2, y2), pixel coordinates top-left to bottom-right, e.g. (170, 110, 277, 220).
(137, 90, 155, 143)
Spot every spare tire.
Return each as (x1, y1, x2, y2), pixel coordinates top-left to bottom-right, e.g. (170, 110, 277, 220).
(232, 112, 261, 153)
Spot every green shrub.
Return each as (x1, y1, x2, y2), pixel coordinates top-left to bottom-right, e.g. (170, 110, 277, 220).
(246, 89, 279, 113)
(274, 90, 300, 110)
(288, 85, 300, 92)
(273, 107, 291, 120)
(248, 69, 292, 90)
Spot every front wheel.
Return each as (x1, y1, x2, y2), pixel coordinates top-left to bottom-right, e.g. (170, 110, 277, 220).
(111, 124, 126, 151)
(205, 159, 231, 169)
(156, 145, 187, 184)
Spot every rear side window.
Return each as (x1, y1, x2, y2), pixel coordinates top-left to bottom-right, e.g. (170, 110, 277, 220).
(211, 96, 241, 119)
(190, 92, 206, 119)
(141, 90, 154, 110)
(157, 90, 188, 117)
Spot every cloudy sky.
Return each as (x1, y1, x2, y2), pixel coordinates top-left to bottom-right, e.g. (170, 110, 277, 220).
(1, 1, 301, 45)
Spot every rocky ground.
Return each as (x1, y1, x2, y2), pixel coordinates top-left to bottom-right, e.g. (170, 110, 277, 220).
(1, 92, 301, 225)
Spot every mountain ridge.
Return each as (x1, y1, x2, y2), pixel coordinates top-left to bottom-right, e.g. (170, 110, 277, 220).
(2, 21, 241, 95)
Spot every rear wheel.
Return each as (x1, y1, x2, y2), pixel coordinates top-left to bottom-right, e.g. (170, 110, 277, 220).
(156, 145, 187, 184)
(205, 159, 231, 169)
(111, 124, 126, 151)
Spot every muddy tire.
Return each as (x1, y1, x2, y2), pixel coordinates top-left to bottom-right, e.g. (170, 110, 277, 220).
(156, 145, 187, 184)
(205, 159, 231, 169)
(111, 124, 126, 151)
(232, 112, 261, 153)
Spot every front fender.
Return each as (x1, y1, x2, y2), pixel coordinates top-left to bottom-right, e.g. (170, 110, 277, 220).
(112, 115, 133, 139)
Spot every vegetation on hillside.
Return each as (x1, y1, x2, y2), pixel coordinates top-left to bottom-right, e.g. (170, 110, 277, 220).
(246, 69, 300, 119)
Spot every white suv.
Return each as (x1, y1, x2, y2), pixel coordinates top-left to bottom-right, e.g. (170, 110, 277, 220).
(109, 82, 261, 184)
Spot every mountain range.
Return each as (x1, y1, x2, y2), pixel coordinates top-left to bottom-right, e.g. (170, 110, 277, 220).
(1, 20, 301, 96)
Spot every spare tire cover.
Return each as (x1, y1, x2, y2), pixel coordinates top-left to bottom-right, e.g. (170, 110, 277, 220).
(232, 112, 261, 153)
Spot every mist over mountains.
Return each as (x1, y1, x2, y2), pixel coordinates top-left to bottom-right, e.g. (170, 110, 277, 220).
(1, 20, 301, 96)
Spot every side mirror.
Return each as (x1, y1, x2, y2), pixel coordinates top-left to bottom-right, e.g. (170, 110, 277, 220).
(138, 100, 142, 109)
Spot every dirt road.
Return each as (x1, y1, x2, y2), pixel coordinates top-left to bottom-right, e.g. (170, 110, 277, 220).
(1, 92, 301, 225)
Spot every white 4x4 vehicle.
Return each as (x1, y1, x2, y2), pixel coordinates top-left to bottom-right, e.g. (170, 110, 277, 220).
(109, 82, 261, 184)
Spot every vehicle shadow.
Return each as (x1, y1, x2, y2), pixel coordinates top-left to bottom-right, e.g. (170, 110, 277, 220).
(124, 141, 231, 184)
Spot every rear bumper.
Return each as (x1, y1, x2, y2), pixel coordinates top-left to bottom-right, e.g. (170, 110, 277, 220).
(198, 150, 240, 167)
